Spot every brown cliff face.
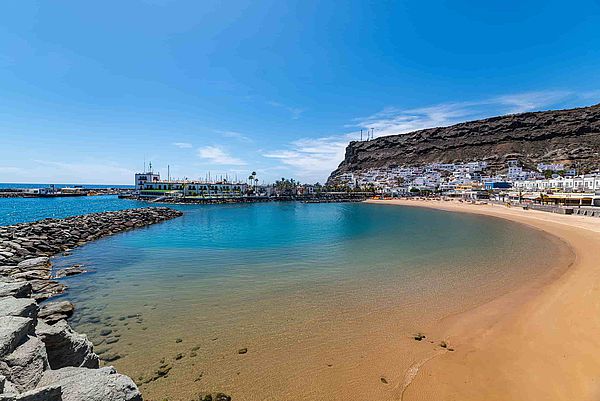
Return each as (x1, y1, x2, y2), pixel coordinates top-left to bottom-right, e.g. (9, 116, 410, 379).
(328, 104, 600, 183)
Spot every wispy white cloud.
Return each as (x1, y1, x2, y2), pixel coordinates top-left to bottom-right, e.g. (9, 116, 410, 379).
(267, 101, 305, 120)
(217, 130, 253, 143)
(197, 146, 246, 166)
(172, 142, 193, 148)
(263, 136, 349, 183)
(355, 90, 578, 138)
(493, 91, 573, 114)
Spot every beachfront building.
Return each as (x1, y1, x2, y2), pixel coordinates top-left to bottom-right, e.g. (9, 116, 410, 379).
(333, 160, 599, 203)
(135, 172, 161, 190)
(138, 180, 248, 197)
(513, 174, 600, 192)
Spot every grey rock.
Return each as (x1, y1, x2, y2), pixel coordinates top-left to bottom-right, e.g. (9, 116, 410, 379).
(54, 265, 86, 279)
(11, 270, 51, 281)
(0, 266, 18, 276)
(38, 301, 74, 324)
(29, 281, 65, 302)
(16, 257, 50, 270)
(0, 297, 37, 320)
(0, 384, 62, 401)
(2, 242, 22, 251)
(0, 336, 48, 392)
(2, 380, 19, 397)
(35, 320, 99, 369)
(0, 282, 32, 299)
(0, 374, 4, 393)
(37, 366, 142, 401)
(0, 316, 34, 358)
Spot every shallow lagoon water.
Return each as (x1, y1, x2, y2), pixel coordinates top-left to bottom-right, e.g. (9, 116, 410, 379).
(43, 201, 568, 401)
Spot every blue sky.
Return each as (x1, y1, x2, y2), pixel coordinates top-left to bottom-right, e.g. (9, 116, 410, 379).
(1, 1, 600, 185)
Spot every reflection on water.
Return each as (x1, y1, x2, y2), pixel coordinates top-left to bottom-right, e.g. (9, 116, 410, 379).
(51, 202, 565, 400)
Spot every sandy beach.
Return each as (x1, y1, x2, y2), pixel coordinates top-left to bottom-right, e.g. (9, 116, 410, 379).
(367, 199, 600, 401)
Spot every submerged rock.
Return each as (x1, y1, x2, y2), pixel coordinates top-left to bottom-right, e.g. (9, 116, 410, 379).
(198, 393, 232, 401)
(54, 265, 86, 279)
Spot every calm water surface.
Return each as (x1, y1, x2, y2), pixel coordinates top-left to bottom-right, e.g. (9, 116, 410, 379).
(0, 195, 145, 225)
(0, 198, 568, 400)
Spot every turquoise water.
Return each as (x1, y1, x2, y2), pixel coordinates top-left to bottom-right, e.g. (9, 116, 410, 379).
(0, 183, 133, 189)
(56, 202, 561, 321)
(1, 198, 568, 400)
(0, 195, 146, 225)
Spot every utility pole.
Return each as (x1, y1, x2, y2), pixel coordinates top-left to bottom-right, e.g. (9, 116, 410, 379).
(360, 129, 363, 141)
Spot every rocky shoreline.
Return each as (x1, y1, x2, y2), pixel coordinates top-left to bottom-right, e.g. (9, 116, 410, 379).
(0, 207, 183, 401)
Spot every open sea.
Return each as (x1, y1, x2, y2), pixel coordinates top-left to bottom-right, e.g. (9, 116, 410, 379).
(0, 196, 570, 400)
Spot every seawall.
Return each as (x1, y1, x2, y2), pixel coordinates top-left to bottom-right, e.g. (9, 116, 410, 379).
(0, 207, 183, 401)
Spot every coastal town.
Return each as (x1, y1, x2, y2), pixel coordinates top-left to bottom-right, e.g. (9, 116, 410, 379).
(332, 159, 600, 208)
(2, 157, 600, 213)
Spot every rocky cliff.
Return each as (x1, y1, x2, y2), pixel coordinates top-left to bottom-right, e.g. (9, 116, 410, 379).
(328, 103, 600, 183)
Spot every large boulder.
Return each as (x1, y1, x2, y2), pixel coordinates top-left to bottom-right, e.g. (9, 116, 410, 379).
(0, 297, 37, 320)
(35, 320, 98, 369)
(16, 258, 50, 270)
(0, 384, 61, 401)
(0, 336, 48, 392)
(28, 281, 65, 302)
(12, 258, 52, 281)
(38, 301, 74, 324)
(0, 282, 31, 299)
(36, 366, 142, 401)
(0, 317, 34, 358)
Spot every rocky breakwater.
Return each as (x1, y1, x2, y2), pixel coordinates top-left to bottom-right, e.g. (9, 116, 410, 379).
(0, 207, 183, 401)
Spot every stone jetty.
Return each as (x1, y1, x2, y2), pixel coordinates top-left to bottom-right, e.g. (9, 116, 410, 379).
(0, 207, 183, 401)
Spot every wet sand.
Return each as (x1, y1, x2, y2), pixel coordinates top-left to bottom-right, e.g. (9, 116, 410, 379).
(369, 199, 600, 401)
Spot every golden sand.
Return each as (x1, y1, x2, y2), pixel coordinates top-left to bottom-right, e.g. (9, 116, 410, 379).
(369, 199, 600, 401)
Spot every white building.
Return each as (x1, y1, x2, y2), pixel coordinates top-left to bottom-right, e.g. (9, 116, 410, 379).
(513, 174, 600, 192)
(507, 166, 523, 180)
(135, 171, 161, 190)
(537, 163, 565, 172)
(139, 180, 248, 196)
